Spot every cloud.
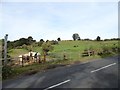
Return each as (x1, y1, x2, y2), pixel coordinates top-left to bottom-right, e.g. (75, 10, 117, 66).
(1, 0, 119, 2)
(1, 2, 118, 41)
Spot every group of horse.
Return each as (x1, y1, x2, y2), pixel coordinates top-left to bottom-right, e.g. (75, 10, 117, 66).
(18, 51, 41, 65)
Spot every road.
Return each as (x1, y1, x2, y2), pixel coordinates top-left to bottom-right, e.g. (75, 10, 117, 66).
(2, 55, 119, 89)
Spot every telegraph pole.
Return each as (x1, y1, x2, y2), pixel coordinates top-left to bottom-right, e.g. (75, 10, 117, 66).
(4, 34, 8, 65)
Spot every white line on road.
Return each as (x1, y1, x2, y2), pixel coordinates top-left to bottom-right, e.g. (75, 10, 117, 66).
(44, 79, 71, 90)
(91, 63, 116, 73)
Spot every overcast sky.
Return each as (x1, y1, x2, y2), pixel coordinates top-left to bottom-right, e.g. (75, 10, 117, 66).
(0, 0, 118, 41)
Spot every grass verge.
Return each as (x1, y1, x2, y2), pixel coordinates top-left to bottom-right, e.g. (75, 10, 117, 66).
(3, 53, 118, 81)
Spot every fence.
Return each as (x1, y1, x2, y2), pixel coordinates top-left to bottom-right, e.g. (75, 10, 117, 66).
(1, 55, 55, 67)
(2, 56, 38, 67)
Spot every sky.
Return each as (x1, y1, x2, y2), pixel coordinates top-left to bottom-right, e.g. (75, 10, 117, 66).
(0, 0, 119, 41)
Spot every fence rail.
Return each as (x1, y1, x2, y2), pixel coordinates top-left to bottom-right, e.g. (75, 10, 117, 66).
(1, 55, 53, 67)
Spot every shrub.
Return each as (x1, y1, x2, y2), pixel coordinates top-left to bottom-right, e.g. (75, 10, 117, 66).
(97, 45, 112, 56)
(102, 46, 111, 54)
(50, 40, 58, 45)
(2, 65, 13, 79)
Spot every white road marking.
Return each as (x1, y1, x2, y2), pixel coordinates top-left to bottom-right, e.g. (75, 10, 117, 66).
(44, 79, 71, 90)
(91, 63, 116, 73)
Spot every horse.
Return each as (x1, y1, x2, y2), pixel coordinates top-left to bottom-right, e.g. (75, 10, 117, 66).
(18, 53, 30, 65)
(18, 52, 41, 65)
(29, 52, 41, 62)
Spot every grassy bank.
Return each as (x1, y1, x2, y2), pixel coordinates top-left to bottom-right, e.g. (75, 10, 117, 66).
(8, 40, 119, 59)
(2, 40, 119, 80)
(50, 40, 119, 61)
(3, 53, 118, 81)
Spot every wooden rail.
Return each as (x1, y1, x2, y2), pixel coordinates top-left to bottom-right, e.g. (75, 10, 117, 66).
(82, 50, 94, 57)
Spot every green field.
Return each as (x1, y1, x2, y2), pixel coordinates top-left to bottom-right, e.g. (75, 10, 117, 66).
(8, 49, 29, 58)
(2, 40, 119, 80)
(52, 40, 118, 61)
(8, 40, 119, 61)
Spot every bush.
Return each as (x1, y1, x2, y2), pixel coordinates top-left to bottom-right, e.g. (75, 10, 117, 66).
(112, 47, 118, 53)
(97, 45, 112, 56)
(2, 65, 13, 79)
(50, 40, 58, 45)
(102, 46, 111, 54)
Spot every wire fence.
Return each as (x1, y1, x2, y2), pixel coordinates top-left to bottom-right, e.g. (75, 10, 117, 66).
(1, 48, 112, 67)
(1, 55, 57, 67)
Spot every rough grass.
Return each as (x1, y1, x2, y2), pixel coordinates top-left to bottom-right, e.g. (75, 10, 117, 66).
(8, 40, 119, 59)
(8, 49, 29, 58)
(33, 47, 42, 53)
(5, 53, 115, 80)
(51, 40, 119, 60)
(4, 40, 119, 80)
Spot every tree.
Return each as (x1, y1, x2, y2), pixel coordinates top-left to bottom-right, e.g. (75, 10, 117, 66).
(96, 36, 101, 41)
(50, 40, 58, 45)
(57, 38, 61, 41)
(16, 38, 27, 46)
(78, 37, 81, 40)
(83, 38, 92, 41)
(40, 39, 44, 42)
(38, 39, 44, 46)
(42, 41, 54, 62)
(6, 36, 36, 49)
(27, 36, 36, 45)
(7, 41, 14, 49)
(28, 36, 33, 41)
(72, 33, 80, 41)
(46, 40, 49, 42)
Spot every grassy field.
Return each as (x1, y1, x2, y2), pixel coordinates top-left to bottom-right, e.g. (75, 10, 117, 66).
(51, 40, 118, 60)
(8, 40, 119, 60)
(8, 49, 29, 58)
(2, 40, 119, 80)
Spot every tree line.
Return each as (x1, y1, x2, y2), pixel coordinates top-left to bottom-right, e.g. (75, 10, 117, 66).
(72, 33, 120, 41)
(2, 34, 119, 50)
(4, 36, 59, 50)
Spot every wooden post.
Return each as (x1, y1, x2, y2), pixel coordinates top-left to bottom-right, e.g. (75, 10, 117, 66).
(63, 54, 66, 60)
(88, 50, 91, 56)
(38, 55, 41, 63)
(29, 52, 33, 63)
(4, 34, 8, 66)
(43, 52, 46, 63)
(22, 55, 24, 67)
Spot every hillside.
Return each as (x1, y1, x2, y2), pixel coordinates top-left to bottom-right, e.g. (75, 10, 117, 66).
(2, 40, 119, 80)
(8, 40, 119, 61)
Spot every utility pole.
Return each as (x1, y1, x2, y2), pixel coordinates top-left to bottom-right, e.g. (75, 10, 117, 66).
(4, 34, 8, 65)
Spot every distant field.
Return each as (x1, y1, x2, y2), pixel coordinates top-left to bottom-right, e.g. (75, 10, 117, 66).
(52, 40, 118, 59)
(2, 40, 119, 80)
(8, 49, 29, 58)
(8, 40, 119, 61)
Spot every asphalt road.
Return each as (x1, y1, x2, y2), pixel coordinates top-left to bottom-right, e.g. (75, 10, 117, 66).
(2, 55, 119, 89)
